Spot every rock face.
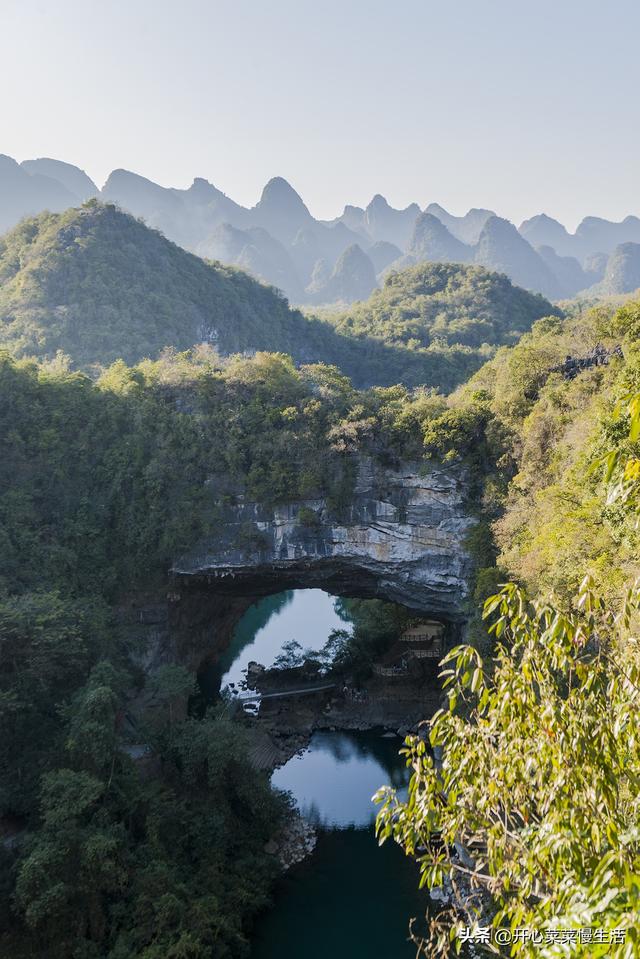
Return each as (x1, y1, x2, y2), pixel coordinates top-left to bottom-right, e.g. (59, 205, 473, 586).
(367, 240, 403, 274)
(474, 215, 562, 299)
(598, 242, 640, 295)
(575, 215, 640, 258)
(198, 222, 302, 299)
(0, 154, 79, 234)
(519, 213, 574, 257)
(536, 245, 589, 298)
(362, 195, 421, 249)
(20, 158, 98, 201)
(425, 204, 495, 245)
(308, 243, 377, 304)
(405, 212, 472, 265)
(251, 176, 314, 245)
(172, 457, 475, 621)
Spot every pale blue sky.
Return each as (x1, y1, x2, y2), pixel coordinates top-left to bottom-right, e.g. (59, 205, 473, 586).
(2, 0, 638, 228)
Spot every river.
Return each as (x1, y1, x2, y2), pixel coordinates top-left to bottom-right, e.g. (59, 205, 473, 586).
(215, 589, 429, 958)
(217, 588, 351, 690)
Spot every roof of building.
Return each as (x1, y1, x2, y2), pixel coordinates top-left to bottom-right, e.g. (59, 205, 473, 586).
(401, 622, 444, 641)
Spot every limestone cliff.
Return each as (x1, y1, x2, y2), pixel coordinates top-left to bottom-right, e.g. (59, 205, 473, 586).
(172, 458, 475, 620)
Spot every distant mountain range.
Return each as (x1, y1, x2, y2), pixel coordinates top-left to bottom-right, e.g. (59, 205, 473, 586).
(2, 153, 640, 304)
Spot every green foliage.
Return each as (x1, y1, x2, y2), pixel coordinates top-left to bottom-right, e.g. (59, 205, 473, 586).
(330, 262, 557, 351)
(0, 202, 320, 371)
(376, 580, 640, 956)
(322, 598, 416, 679)
(422, 298, 636, 607)
(272, 639, 305, 670)
(374, 304, 640, 953)
(0, 591, 113, 815)
(296, 505, 322, 529)
(599, 389, 640, 513)
(0, 206, 558, 391)
(1, 345, 376, 957)
(0, 349, 398, 605)
(4, 658, 286, 959)
(320, 261, 558, 391)
(110, 712, 285, 959)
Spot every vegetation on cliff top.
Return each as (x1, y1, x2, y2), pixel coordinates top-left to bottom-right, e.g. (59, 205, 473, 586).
(376, 298, 640, 956)
(0, 347, 398, 957)
(0, 338, 463, 956)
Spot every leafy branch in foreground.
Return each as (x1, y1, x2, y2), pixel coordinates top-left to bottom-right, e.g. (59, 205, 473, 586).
(601, 391, 640, 512)
(375, 579, 640, 956)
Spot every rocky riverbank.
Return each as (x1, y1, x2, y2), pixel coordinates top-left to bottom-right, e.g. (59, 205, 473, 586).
(265, 810, 317, 871)
(244, 669, 441, 769)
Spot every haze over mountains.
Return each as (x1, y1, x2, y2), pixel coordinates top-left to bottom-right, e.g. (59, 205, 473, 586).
(2, 153, 640, 304)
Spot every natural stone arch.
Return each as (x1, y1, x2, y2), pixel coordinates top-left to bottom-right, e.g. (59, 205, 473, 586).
(167, 458, 475, 671)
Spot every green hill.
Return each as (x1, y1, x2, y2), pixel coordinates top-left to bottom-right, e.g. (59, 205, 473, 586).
(327, 261, 558, 351)
(0, 204, 558, 392)
(0, 201, 331, 369)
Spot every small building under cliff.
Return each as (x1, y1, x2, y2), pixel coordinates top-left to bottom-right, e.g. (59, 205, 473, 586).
(373, 620, 445, 677)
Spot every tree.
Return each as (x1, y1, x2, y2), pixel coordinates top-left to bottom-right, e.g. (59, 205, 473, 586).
(375, 381, 640, 956)
(375, 580, 640, 956)
(272, 639, 304, 670)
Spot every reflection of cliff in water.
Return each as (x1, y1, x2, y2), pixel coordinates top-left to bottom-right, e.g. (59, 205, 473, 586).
(271, 730, 411, 828)
(311, 729, 409, 790)
(198, 590, 354, 702)
(196, 591, 292, 703)
(218, 591, 293, 678)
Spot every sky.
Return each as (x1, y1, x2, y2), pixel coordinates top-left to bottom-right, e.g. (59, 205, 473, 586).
(2, 0, 639, 229)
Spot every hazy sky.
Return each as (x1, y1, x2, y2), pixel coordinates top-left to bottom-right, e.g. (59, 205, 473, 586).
(2, 0, 639, 228)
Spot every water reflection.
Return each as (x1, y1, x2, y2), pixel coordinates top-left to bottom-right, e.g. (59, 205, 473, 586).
(219, 589, 352, 689)
(252, 731, 426, 959)
(272, 730, 410, 829)
(206, 590, 428, 958)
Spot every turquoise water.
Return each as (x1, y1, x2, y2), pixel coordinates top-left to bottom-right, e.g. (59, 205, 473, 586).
(215, 590, 427, 958)
(252, 730, 427, 958)
(218, 588, 352, 689)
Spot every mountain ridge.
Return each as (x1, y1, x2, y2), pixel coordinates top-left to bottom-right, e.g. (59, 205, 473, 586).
(0, 202, 558, 392)
(3, 152, 640, 305)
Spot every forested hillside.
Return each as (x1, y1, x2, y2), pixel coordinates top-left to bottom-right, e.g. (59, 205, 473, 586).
(325, 261, 556, 351)
(0, 202, 331, 369)
(0, 347, 434, 957)
(0, 203, 557, 392)
(376, 297, 640, 955)
(444, 300, 639, 604)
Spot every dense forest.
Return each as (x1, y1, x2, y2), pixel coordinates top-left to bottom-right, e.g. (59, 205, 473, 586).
(0, 344, 446, 957)
(324, 261, 556, 350)
(2, 193, 640, 956)
(376, 299, 640, 954)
